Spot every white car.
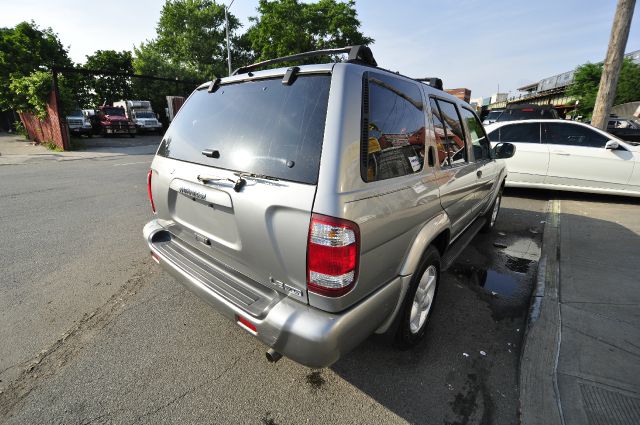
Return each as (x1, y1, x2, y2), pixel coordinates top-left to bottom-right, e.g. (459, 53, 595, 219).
(485, 120, 640, 197)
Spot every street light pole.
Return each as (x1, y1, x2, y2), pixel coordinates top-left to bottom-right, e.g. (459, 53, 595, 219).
(225, 0, 235, 76)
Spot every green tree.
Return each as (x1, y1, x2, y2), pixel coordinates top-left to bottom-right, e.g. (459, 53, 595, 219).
(0, 21, 71, 111)
(132, 41, 201, 119)
(568, 58, 640, 118)
(154, 0, 244, 79)
(84, 50, 134, 105)
(10, 71, 76, 119)
(246, 0, 373, 63)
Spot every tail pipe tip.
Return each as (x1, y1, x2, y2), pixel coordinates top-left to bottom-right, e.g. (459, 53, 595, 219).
(266, 349, 283, 363)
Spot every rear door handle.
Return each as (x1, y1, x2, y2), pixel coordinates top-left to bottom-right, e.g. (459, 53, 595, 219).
(552, 151, 571, 156)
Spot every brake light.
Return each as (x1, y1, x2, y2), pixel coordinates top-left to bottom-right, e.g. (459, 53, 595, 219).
(521, 108, 534, 112)
(147, 169, 156, 213)
(307, 213, 360, 297)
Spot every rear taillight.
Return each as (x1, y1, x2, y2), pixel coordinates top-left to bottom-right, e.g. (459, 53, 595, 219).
(307, 213, 360, 297)
(147, 169, 156, 213)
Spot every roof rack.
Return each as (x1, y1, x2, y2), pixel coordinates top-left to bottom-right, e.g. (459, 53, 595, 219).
(231, 45, 377, 76)
(416, 77, 443, 91)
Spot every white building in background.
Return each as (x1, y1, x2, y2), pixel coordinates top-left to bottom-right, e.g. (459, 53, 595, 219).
(490, 93, 508, 104)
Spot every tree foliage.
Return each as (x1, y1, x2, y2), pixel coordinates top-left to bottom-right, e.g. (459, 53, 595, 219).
(84, 50, 135, 105)
(9, 71, 75, 119)
(132, 41, 201, 121)
(568, 58, 640, 118)
(0, 21, 71, 111)
(154, 0, 244, 78)
(1, 1, 374, 121)
(246, 0, 373, 63)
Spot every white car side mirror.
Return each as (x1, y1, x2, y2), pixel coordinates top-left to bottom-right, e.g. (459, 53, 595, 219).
(605, 140, 619, 150)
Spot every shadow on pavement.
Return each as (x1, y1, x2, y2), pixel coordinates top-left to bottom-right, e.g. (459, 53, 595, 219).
(331, 201, 639, 425)
(332, 206, 546, 425)
(73, 134, 162, 155)
(505, 186, 640, 206)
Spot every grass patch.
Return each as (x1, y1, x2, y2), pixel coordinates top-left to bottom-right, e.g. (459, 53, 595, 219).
(43, 141, 63, 152)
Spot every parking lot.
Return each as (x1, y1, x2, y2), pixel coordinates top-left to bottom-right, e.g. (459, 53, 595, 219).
(0, 145, 552, 424)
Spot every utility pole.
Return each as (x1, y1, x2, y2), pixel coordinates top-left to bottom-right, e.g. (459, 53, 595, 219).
(225, 0, 235, 76)
(591, 0, 636, 130)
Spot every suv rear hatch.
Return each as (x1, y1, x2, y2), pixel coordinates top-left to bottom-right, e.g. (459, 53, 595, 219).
(152, 74, 331, 306)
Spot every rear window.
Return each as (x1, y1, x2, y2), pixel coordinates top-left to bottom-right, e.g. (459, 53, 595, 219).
(497, 108, 558, 122)
(485, 111, 502, 120)
(489, 123, 541, 143)
(158, 75, 331, 184)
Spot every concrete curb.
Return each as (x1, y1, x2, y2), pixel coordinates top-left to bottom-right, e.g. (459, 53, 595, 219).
(519, 199, 564, 425)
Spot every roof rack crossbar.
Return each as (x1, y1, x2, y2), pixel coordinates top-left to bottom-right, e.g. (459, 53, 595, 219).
(416, 77, 443, 91)
(231, 45, 377, 76)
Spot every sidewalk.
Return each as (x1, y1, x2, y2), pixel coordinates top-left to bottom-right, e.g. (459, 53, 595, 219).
(520, 196, 640, 425)
(0, 132, 158, 165)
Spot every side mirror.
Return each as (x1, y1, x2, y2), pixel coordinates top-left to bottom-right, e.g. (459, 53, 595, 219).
(605, 140, 619, 150)
(494, 142, 516, 159)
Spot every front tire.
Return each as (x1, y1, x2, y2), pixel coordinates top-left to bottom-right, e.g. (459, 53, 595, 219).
(395, 246, 440, 348)
(481, 187, 503, 233)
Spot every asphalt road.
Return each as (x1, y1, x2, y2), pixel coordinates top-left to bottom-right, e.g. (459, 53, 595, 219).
(0, 151, 548, 425)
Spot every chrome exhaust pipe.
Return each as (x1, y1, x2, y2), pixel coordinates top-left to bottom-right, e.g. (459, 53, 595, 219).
(266, 349, 283, 363)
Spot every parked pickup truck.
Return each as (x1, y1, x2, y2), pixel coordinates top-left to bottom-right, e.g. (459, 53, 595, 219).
(96, 105, 137, 137)
(66, 110, 93, 137)
(143, 46, 515, 367)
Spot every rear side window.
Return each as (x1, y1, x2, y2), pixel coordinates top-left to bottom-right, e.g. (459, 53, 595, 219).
(361, 72, 426, 182)
(544, 122, 609, 148)
(460, 108, 491, 161)
(157, 75, 330, 184)
(490, 123, 540, 143)
(431, 98, 467, 167)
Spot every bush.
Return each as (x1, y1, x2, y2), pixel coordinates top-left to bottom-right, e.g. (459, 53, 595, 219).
(14, 120, 28, 138)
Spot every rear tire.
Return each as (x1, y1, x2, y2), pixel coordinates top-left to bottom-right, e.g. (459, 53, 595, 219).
(481, 187, 503, 233)
(395, 246, 440, 349)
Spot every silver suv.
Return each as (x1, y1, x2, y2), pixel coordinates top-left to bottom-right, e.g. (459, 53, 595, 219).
(143, 46, 514, 368)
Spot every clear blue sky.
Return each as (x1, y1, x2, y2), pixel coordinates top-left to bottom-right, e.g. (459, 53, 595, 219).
(1, 0, 639, 98)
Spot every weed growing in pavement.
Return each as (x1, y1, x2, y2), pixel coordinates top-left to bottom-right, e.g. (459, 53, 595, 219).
(43, 140, 63, 152)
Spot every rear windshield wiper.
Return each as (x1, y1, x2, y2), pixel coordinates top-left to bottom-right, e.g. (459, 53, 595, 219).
(197, 174, 246, 192)
(235, 172, 280, 182)
(197, 172, 280, 193)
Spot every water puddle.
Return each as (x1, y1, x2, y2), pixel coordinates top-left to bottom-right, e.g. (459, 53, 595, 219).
(481, 270, 521, 298)
(451, 266, 523, 299)
(448, 230, 542, 320)
(504, 255, 533, 274)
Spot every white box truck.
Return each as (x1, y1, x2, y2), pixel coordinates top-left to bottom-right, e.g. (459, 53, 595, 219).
(113, 100, 163, 134)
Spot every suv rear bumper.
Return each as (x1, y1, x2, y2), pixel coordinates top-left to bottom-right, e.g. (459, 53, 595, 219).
(143, 219, 403, 368)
